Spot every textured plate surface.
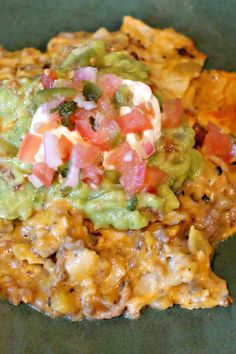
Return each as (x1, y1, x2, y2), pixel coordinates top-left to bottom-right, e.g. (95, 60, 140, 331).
(0, 1, 236, 353)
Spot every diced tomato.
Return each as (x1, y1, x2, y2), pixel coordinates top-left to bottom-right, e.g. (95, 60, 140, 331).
(203, 123, 233, 162)
(71, 108, 95, 125)
(106, 143, 133, 172)
(32, 162, 55, 187)
(96, 118, 120, 148)
(70, 143, 100, 169)
(58, 135, 73, 160)
(18, 133, 42, 163)
(82, 165, 103, 186)
(74, 108, 119, 150)
(75, 117, 108, 150)
(37, 112, 60, 134)
(106, 144, 167, 194)
(98, 95, 118, 120)
(117, 108, 152, 134)
(65, 142, 100, 187)
(41, 69, 57, 89)
(106, 143, 147, 194)
(97, 74, 122, 98)
(120, 160, 146, 194)
(138, 102, 154, 117)
(142, 166, 168, 192)
(162, 98, 183, 129)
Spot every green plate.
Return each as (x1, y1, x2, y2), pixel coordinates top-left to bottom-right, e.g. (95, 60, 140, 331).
(0, 1, 236, 353)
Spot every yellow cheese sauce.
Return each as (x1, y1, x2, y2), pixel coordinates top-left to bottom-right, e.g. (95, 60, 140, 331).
(0, 18, 235, 320)
(0, 152, 234, 320)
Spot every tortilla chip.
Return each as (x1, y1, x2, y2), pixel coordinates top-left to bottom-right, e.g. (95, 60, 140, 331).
(222, 225, 236, 241)
(47, 28, 129, 53)
(47, 29, 129, 66)
(121, 16, 206, 99)
(47, 31, 92, 55)
(0, 47, 49, 80)
(184, 70, 236, 135)
(1, 16, 206, 95)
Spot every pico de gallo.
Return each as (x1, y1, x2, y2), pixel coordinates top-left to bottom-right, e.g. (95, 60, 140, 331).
(2, 39, 229, 230)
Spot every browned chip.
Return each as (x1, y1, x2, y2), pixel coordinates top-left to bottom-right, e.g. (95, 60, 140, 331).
(184, 70, 236, 135)
(47, 31, 92, 55)
(46, 31, 92, 66)
(0, 47, 49, 80)
(121, 16, 206, 99)
(1, 16, 206, 95)
(47, 28, 129, 66)
(47, 28, 129, 54)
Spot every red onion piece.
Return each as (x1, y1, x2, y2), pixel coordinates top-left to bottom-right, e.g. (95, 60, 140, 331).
(64, 164, 80, 187)
(28, 174, 44, 188)
(139, 140, 155, 159)
(41, 98, 65, 112)
(43, 131, 62, 169)
(74, 94, 97, 110)
(232, 144, 236, 156)
(74, 66, 98, 83)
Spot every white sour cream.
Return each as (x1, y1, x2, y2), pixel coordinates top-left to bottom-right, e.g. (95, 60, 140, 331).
(120, 79, 161, 152)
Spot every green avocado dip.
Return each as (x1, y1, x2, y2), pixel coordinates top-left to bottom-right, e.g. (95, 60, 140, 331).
(0, 40, 204, 230)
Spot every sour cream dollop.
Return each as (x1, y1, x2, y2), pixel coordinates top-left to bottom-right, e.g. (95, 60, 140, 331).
(120, 79, 161, 155)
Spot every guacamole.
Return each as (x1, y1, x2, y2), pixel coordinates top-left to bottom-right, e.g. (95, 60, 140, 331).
(0, 40, 204, 229)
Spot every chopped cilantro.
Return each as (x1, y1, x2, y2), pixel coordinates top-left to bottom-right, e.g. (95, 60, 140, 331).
(57, 163, 69, 178)
(58, 101, 77, 128)
(127, 195, 138, 211)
